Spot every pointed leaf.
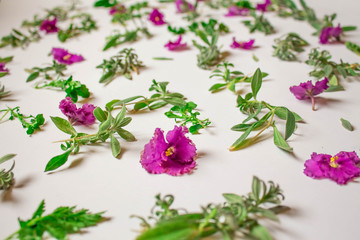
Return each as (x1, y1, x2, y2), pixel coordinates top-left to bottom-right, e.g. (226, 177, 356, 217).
(50, 116, 77, 136)
(222, 193, 244, 204)
(116, 128, 136, 141)
(110, 135, 121, 157)
(0, 154, 16, 165)
(32, 200, 45, 219)
(340, 118, 353, 131)
(26, 72, 39, 82)
(285, 110, 296, 140)
(273, 125, 293, 152)
(45, 150, 71, 172)
(93, 107, 107, 122)
(250, 225, 272, 240)
(114, 106, 126, 127)
(251, 68, 262, 99)
(229, 124, 254, 151)
(163, 98, 186, 107)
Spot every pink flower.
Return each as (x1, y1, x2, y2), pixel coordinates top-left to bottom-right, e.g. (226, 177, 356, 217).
(175, 0, 194, 13)
(0, 62, 9, 73)
(164, 35, 187, 51)
(51, 48, 84, 65)
(149, 8, 166, 25)
(230, 37, 255, 49)
(109, 4, 126, 15)
(256, 0, 271, 12)
(39, 18, 59, 33)
(304, 151, 360, 185)
(225, 6, 250, 17)
(319, 25, 343, 44)
(59, 97, 96, 125)
(289, 78, 328, 111)
(140, 126, 197, 176)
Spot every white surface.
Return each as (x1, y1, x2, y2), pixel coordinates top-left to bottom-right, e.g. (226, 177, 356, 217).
(0, 0, 360, 239)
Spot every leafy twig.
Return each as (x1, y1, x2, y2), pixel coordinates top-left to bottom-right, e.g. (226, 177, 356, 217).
(192, 30, 221, 70)
(25, 60, 67, 82)
(273, 32, 308, 61)
(242, 10, 275, 35)
(0, 154, 16, 190)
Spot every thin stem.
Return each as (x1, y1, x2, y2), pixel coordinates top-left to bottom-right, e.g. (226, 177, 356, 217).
(52, 133, 97, 143)
(252, 111, 275, 139)
(311, 96, 316, 111)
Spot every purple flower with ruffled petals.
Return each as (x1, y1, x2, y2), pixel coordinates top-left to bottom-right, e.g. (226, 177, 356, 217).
(256, 0, 271, 12)
(149, 8, 166, 25)
(0, 62, 9, 73)
(39, 18, 59, 33)
(319, 24, 343, 44)
(225, 6, 250, 17)
(164, 35, 187, 51)
(175, 0, 194, 13)
(109, 4, 126, 15)
(290, 78, 328, 111)
(304, 151, 360, 185)
(230, 37, 255, 49)
(52, 48, 84, 65)
(59, 97, 96, 125)
(140, 126, 197, 176)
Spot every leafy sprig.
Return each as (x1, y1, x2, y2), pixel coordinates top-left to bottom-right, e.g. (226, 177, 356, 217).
(168, 26, 187, 35)
(103, 28, 151, 51)
(0, 106, 45, 135)
(346, 41, 360, 56)
(209, 61, 268, 93)
(94, 0, 118, 7)
(35, 76, 90, 102)
(5, 200, 106, 240)
(305, 48, 360, 91)
(134, 176, 289, 240)
(188, 18, 229, 36)
(0, 28, 41, 49)
(271, 0, 307, 20)
(25, 60, 67, 82)
(97, 48, 144, 83)
(0, 154, 16, 190)
(192, 30, 221, 70)
(0, 83, 11, 99)
(230, 68, 302, 152)
(242, 10, 275, 35)
(273, 32, 309, 61)
(57, 13, 97, 42)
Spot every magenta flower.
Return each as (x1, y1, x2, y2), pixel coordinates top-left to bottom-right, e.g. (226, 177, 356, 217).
(289, 78, 328, 111)
(304, 151, 360, 185)
(51, 48, 84, 65)
(319, 25, 343, 44)
(109, 4, 126, 15)
(59, 97, 96, 125)
(149, 8, 166, 25)
(140, 126, 197, 176)
(175, 0, 194, 13)
(0, 62, 9, 73)
(164, 35, 187, 51)
(256, 0, 271, 12)
(230, 37, 255, 49)
(39, 18, 59, 33)
(225, 6, 250, 17)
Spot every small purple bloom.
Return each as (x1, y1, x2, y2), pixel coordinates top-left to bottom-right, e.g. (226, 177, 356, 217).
(51, 48, 84, 65)
(164, 35, 187, 51)
(319, 25, 343, 44)
(256, 0, 271, 12)
(289, 78, 328, 111)
(149, 8, 166, 25)
(59, 97, 96, 125)
(140, 126, 197, 176)
(225, 6, 250, 17)
(0, 62, 9, 73)
(175, 0, 194, 13)
(109, 4, 126, 15)
(39, 18, 59, 33)
(304, 151, 360, 185)
(230, 37, 255, 49)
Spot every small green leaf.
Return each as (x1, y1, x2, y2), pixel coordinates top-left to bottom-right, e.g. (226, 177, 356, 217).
(209, 83, 227, 92)
(163, 98, 186, 107)
(342, 26, 357, 31)
(0, 154, 16, 165)
(116, 128, 136, 141)
(32, 200, 45, 219)
(340, 118, 353, 131)
(256, 207, 279, 221)
(336, 65, 347, 78)
(149, 101, 168, 110)
(229, 124, 254, 151)
(93, 107, 107, 122)
(99, 71, 115, 83)
(114, 106, 126, 127)
(250, 225, 272, 240)
(45, 150, 71, 172)
(252, 176, 261, 201)
(285, 110, 295, 140)
(323, 65, 333, 77)
(222, 193, 244, 204)
(0, 72, 8, 78)
(26, 72, 40, 82)
(98, 113, 112, 133)
(50, 116, 77, 136)
(110, 135, 121, 157)
(118, 117, 132, 127)
(251, 68, 262, 99)
(273, 125, 293, 152)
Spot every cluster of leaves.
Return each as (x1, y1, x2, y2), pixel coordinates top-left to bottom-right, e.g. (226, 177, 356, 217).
(0, 28, 41, 49)
(346, 41, 360, 56)
(230, 68, 302, 152)
(134, 176, 289, 240)
(209, 61, 268, 93)
(192, 30, 221, 70)
(97, 48, 144, 83)
(106, 80, 210, 133)
(94, 0, 118, 7)
(35, 76, 90, 102)
(0, 56, 13, 78)
(57, 13, 97, 42)
(0, 106, 45, 135)
(189, 18, 229, 36)
(206, 0, 253, 10)
(5, 200, 106, 240)
(25, 60, 67, 82)
(305, 48, 360, 91)
(0, 154, 16, 190)
(243, 10, 275, 35)
(0, 83, 11, 99)
(104, 28, 151, 51)
(47, 106, 135, 172)
(270, 0, 307, 20)
(273, 32, 309, 61)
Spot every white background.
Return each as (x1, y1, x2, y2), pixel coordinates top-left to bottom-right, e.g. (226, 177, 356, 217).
(0, 0, 359, 239)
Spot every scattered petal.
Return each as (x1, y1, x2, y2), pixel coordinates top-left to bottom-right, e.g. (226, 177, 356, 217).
(59, 97, 96, 125)
(164, 35, 187, 51)
(225, 6, 250, 17)
(52, 48, 84, 65)
(0, 62, 9, 73)
(230, 37, 255, 49)
(175, 0, 194, 13)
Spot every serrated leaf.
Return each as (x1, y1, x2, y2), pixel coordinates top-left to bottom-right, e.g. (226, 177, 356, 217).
(50, 116, 77, 136)
(273, 125, 293, 152)
(26, 71, 39, 82)
(45, 150, 71, 172)
(285, 110, 295, 140)
(93, 107, 107, 122)
(0, 154, 16, 165)
(110, 135, 121, 157)
(251, 68, 262, 99)
(340, 118, 353, 131)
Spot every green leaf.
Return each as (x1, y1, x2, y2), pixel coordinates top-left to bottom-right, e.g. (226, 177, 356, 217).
(45, 150, 71, 172)
(340, 118, 353, 131)
(285, 110, 295, 140)
(50, 116, 77, 136)
(250, 225, 272, 240)
(118, 117, 132, 127)
(209, 83, 227, 92)
(134, 102, 148, 111)
(114, 106, 126, 127)
(110, 135, 121, 157)
(252, 176, 261, 201)
(256, 207, 279, 221)
(163, 98, 186, 107)
(116, 128, 136, 141)
(99, 71, 115, 83)
(0, 154, 16, 165)
(32, 200, 45, 219)
(328, 74, 338, 86)
(274, 107, 302, 122)
(323, 65, 333, 77)
(222, 193, 244, 204)
(93, 107, 107, 122)
(336, 65, 347, 78)
(0, 72, 8, 78)
(26, 71, 39, 82)
(196, 30, 210, 45)
(149, 101, 168, 110)
(251, 68, 262, 99)
(98, 113, 112, 133)
(229, 124, 254, 151)
(342, 26, 357, 32)
(273, 125, 293, 152)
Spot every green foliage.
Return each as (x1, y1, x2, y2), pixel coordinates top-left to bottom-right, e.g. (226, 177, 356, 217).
(0, 28, 41, 49)
(57, 13, 97, 42)
(0, 154, 16, 190)
(5, 200, 106, 240)
(346, 41, 360, 56)
(192, 30, 221, 70)
(340, 118, 353, 131)
(188, 18, 229, 36)
(0, 84, 11, 99)
(97, 48, 144, 83)
(25, 60, 67, 82)
(273, 32, 308, 61)
(103, 28, 151, 51)
(0, 106, 45, 135)
(168, 26, 186, 35)
(243, 10, 275, 35)
(94, 0, 118, 7)
(134, 176, 289, 240)
(270, 0, 307, 20)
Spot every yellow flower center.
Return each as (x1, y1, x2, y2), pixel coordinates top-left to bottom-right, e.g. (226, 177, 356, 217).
(155, 16, 160, 22)
(329, 156, 339, 168)
(165, 147, 175, 156)
(63, 54, 71, 60)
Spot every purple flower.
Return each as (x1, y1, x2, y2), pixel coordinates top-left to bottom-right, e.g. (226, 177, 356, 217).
(304, 151, 360, 185)
(164, 35, 187, 51)
(230, 37, 255, 49)
(256, 0, 271, 12)
(319, 25, 343, 44)
(140, 126, 197, 176)
(51, 48, 84, 65)
(289, 78, 328, 111)
(175, 0, 194, 13)
(59, 97, 96, 125)
(109, 4, 126, 15)
(225, 6, 250, 17)
(149, 8, 166, 25)
(39, 18, 59, 33)
(0, 62, 9, 73)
